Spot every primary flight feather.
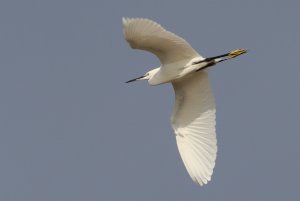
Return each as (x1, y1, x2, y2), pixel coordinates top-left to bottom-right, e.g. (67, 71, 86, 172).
(123, 17, 246, 186)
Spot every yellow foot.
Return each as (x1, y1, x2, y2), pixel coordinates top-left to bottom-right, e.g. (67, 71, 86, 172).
(228, 48, 247, 58)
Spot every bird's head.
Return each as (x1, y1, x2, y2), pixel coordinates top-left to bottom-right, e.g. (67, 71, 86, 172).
(126, 68, 159, 83)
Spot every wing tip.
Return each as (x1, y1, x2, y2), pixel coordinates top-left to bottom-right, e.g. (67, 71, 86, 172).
(192, 173, 213, 186)
(122, 17, 130, 26)
(122, 17, 157, 26)
(175, 132, 216, 187)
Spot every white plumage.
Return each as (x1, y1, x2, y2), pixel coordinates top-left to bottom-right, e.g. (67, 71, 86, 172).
(123, 17, 201, 65)
(172, 71, 216, 185)
(123, 17, 246, 186)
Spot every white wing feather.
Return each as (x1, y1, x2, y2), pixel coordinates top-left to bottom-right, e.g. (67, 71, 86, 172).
(122, 17, 202, 65)
(171, 71, 216, 186)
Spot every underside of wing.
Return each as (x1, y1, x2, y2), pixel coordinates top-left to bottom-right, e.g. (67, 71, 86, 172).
(122, 17, 201, 65)
(171, 71, 216, 186)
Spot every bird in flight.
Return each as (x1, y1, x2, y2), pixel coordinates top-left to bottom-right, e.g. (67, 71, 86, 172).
(123, 17, 247, 186)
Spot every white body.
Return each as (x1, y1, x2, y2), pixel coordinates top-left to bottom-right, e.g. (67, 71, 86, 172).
(123, 17, 217, 186)
(148, 58, 208, 85)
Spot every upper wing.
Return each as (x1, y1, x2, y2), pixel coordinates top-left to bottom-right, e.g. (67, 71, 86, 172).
(171, 71, 216, 186)
(123, 17, 202, 65)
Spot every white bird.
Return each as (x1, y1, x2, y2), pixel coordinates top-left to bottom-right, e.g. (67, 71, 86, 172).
(123, 17, 246, 186)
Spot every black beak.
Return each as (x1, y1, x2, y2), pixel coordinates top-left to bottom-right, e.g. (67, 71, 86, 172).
(125, 75, 145, 83)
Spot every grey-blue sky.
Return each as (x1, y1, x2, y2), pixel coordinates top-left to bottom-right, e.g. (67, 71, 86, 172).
(0, 0, 299, 200)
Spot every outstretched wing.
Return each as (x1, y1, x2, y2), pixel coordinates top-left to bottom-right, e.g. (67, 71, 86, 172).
(123, 17, 202, 65)
(171, 71, 217, 186)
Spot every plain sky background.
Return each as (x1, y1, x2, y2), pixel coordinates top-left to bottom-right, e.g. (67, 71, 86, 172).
(0, 0, 299, 200)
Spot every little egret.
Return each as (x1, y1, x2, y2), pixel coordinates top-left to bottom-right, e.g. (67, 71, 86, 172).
(123, 17, 247, 186)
